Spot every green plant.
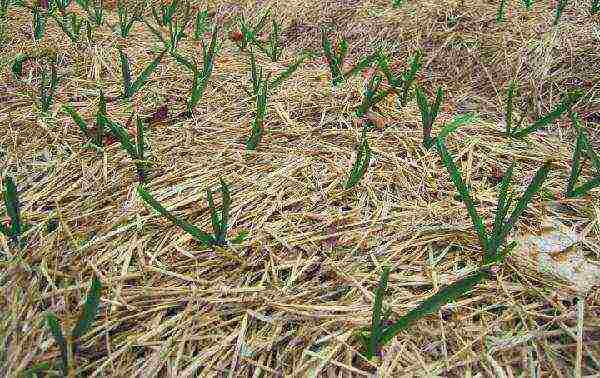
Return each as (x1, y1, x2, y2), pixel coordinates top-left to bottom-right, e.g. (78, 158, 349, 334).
(45, 276, 102, 376)
(11, 52, 60, 113)
(392, 0, 405, 8)
(268, 50, 312, 91)
(510, 90, 582, 138)
(193, 8, 210, 40)
(358, 141, 551, 359)
(522, 0, 534, 10)
(565, 112, 600, 198)
(321, 30, 377, 86)
(356, 73, 390, 118)
(32, 5, 46, 40)
(52, 11, 84, 42)
(265, 18, 282, 62)
(117, 0, 142, 38)
(151, 0, 178, 27)
(246, 60, 269, 151)
(554, 0, 569, 25)
(119, 47, 166, 98)
(345, 130, 371, 189)
(415, 86, 444, 148)
(593, 0, 600, 14)
(105, 116, 148, 183)
(1, 176, 22, 248)
(62, 91, 107, 148)
(171, 25, 219, 114)
(496, 0, 508, 22)
(234, 8, 271, 52)
(54, 0, 72, 13)
(84, 0, 103, 26)
(138, 178, 241, 247)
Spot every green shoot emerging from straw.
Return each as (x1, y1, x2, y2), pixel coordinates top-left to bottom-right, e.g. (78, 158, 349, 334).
(522, 0, 534, 10)
(321, 30, 377, 86)
(63, 91, 107, 148)
(246, 61, 269, 151)
(171, 24, 219, 115)
(45, 276, 102, 376)
(345, 130, 371, 189)
(356, 73, 390, 118)
(593, 0, 600, 14)
(119, 48, 166, 99)
(152, 0, 179, 27)
(510, 90, 582, 138)
(138, 178, 238, 247)
(1, 176, 23, 248)
(32, 5, 46, 40)
(117, 0, 142, 38)
(84, 0, 103, 26)
(377, 50, 422, 107)
(415, 86, 444, 148)
(496, 0, 509, 22)
(52, 11, 84, 43)
(565, 112, 600, 198)
(11, 52, 60, 113)
(235, 8, 271, 52)
(105, 115, 148, 183)
(554, 0, 569, 25)
(194, 9, 210, 40)
(359, 141, 550, 359)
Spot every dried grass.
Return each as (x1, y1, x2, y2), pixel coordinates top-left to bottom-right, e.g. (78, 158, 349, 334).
(1, 0, 599, 376)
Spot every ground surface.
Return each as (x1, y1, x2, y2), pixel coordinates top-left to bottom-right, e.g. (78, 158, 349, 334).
(1, 0, 600, 376)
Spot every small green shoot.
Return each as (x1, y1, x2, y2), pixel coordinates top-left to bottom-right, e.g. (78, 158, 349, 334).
(496, 0, 509, 22)
(321, 30, 377, 86)
(119, 48, 166, 98)
(117, 0, 142, 38)
(510, 90, 582, 138)
(85, 0, 103, 26)
(266, 18, 282, 62)
(234, 8, 271, 52)
(105, 116, 148, 183)
(152, 0, 179, 27)
(435, 138, 551, 264)
(52, 11, 84, 43)
(32, 6, 46, 40)
(45, 276, 102, 376)
(415, 86, 444, 148)
(345, 130, 371, 189)
(554, 0, 569, 25)
(357, 266, 390, 360)
(356, 73, 390, 118)
(377, 50, 423, 107)
(137, 179, 236, 246)
(246, 63, 269, 151)
(62, 91, 107, 147)
(1, 176, 22, 248)
(193, 9, 210, 40)
(593, 0, 600, 14)
(565, 112, 600, 198)
(11, 52, 60, 113)
(522, 0, 534, 10)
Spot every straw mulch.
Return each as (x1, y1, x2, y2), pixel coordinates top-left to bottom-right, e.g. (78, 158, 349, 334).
(1, 0, 599, 376)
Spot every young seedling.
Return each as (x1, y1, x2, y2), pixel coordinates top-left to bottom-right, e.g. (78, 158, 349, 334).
(52, 11, 84, 43)
(565, 112, 600, 198)
(496, 0, 509, 22)
(54, 0, 72, 14)
(321, 30, 378, 86)
(62, 91, 107, 148)
(32, 5, 46, 40)
(268, 50, 312, 91)
(415, 86, 444, 148)
(554, 0, 569, 25)
(151, 0, 179, 27)
(233, 8, 271, 52)
(1, 176, 23, 248)
(171, 25, 219, 115)
(84, 0, 103, 26)
(45, 276, 102, 376)
(193, 9, 210, 40)
(358, 141, 551, 358)
(345, 130, 371, 189)
(246, 64, 269, 151)
(116, 0, 142, 38)
(357, 266, 391, 360)
(522, 0, 534, 10)
(593, 0, 600, 14)
(265, 18, 282, 62)
(377, 50, 423, 107)
(356, 73, 391, 119)
(167, 4, 192, 52)
(11, 52, 60, 113)
(119, 48, 166, 99)
(510, 90, 582, 138)
(137, 178, 239, 247)
(392, 0, 405, 8)
(105, 115, 149, 183)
